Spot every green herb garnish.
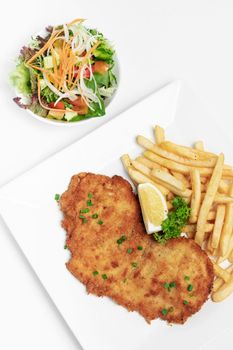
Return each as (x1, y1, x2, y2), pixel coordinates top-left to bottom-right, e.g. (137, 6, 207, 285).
(164, 281, 176, 291)
(127, 248, 133, 254)
(87, 199, 93, 206)
(80, 208, 90, 214)
(161, 308, 168, 315)
(102, 274, 108, 280)
(64, 244, 67, 249)
(169, 281, 176, 288)
(131, 262, 138, 268)
(93, 271, 99, 276)
(82, 218, 88, 224)
(54, 194, 60, 201)
(117, 235, 126, 245)
(187, 284, 193, 292)
(92, 213, 98, 219)
(183, 300, 189, 305)
(137, 246, 143, 250)
(88, 193, 93, 199)
(153, 197, 191, 243)
(184, 275, 190, 282)
(79, 215, 85, 219)
(98, 220, 104, 225)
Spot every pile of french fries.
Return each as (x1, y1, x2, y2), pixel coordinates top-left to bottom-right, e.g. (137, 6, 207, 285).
(121, 125, 233, 303)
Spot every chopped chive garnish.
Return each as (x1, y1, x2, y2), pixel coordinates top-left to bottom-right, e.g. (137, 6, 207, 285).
(87, 199, 93, 206)
(117, 235, 127, 245)
(93, 271, 99, 276)
(82, 218, 88, 224)
(98, 220, 104, 225)
(161, 308, 168, 315)
(79, 215, 85, 219)
(88, 193, 93, 199)
(102, 274, 108, 280)
(183, 300, 189, 305)
(169, 281, 176, 288)
(64, 244, 67, 249)
(80, 208, 90, 213)
(131, 262, 138, 268)
(54, 194, 60, 201)
(184, 275, 190, 282)
(164, 282, 170, 290)
(187, 284, 193, 292)
(137, 246, 143, 250)
(127, 248, 133, 254)
(92, 213, 98, 219)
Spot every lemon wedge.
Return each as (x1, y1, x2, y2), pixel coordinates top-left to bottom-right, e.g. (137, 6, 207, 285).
(138, 183, 168, 234)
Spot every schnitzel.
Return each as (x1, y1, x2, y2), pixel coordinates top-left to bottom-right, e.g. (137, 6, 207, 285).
(60, 172, 214, 324)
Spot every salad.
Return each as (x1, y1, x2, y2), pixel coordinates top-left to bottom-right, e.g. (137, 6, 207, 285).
(10, 18, 117, 122)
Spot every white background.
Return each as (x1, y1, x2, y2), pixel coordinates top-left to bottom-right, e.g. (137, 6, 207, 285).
(0, 1, 233, 349)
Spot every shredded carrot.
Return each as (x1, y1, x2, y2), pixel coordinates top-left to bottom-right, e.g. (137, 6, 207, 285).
(67, 18, 85, 26)
(37, 78, 67, 113)
(26, 29, 63, 65)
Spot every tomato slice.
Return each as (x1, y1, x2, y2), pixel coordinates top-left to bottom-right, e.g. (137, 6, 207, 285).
(69, 97, 88, 115)
(92, 61, 109, 74)
(49, 101, 65, 109)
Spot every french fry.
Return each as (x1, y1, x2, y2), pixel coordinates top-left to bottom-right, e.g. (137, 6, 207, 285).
(137, 135, 217, 168)
(131, 160, 151, 177)
(207, 211, 216, 221)
(144, 150, 226, 177)
(218, 180, 230, 194)
(211, 205, 225, 249)
(214, 194, 233, 204)
(150, 169, 192, 197)
(121, 154, 132, 171)
(189, 169, 201, 223)
(213, 265, 233, 292)
(183, 223, 213, 233)
(229, 250, 233, 263)
(212, 273, 233, 302)
(195, 154, 224, 246)
(213, 263, 231, 282)
(135, 156, 168, 172)
(171, 171, 190, 188)
(194, 141, 204, 151)
(127, 168, 169, 196)
(166, 201, 173, 210)
(219, 184, 233, 256)
(217, 234, 233, 263)
(154, 125, 165, 144)
(151, 169, 186, 191)
(160, 140, 216, 160)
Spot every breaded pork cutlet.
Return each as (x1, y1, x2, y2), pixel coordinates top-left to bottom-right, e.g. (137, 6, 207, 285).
(60, 173, 214, 324)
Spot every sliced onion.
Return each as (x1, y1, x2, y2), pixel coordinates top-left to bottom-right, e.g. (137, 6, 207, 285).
(63, 24, 69, 42)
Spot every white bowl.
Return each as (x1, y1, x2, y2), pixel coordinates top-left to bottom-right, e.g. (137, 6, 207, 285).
(14, 27, 120, 127)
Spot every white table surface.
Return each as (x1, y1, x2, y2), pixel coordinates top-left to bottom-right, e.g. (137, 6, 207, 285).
(0, 1, 233, 349)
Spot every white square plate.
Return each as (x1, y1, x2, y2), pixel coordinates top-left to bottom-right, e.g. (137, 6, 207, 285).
(0, 81, 232, 350)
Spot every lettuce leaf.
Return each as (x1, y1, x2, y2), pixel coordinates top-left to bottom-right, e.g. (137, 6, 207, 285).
(28, 95, 48, 117)
(41, 86, 58, 103)
(93, 40, 114, 63)
(10, 62, 31, 96)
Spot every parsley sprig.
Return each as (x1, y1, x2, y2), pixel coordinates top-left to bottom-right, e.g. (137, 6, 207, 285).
(153, 197, 191, 244)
